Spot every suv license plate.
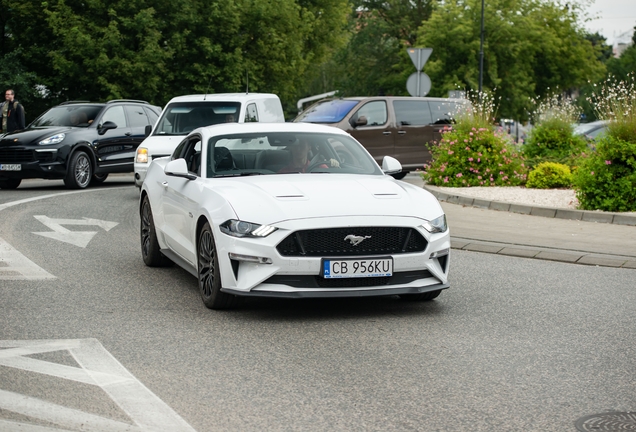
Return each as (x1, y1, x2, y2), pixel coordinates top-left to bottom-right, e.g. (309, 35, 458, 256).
(322, 258, 393, 279)
(0, 164, 21, 171)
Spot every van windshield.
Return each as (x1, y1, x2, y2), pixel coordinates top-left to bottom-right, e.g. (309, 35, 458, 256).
(296, 100, 359, 123)
(153, 101, 242, 136)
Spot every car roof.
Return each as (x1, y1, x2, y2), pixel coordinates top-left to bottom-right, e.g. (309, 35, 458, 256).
(165, 93, 280, 104)
(196, 122, 350, 137)
(332, 96, 468, 103)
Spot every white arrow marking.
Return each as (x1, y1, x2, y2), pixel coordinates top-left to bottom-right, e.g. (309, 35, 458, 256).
(0, 237, 56, 280)
(0, 339, 196, 431)
(32, 215, 119, 248)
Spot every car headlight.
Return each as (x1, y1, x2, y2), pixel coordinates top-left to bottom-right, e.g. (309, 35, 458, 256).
(136, 147, 148, 163)
(422, 214, 447, 233)
(220, 220, 277, 238)
(38, 133, 65, 145)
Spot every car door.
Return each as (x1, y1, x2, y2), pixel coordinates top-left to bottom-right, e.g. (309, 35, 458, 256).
(346, 100, 394, 165)
(124, 104, 153, 154)
(93, 105, 134, 171)
(392, 99, 435, 166)
(161, 135, 202, 266)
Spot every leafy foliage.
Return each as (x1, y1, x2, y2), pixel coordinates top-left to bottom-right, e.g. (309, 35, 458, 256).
(572, 135, 636, 211)
(422, 91, 527, 187)
(523, 119, 588, 163)
(526, 162, 572, 189)
(415, 0, 606, 121)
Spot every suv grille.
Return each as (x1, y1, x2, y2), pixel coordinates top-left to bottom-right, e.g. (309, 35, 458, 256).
(276, 227, 427, 257)
(0, 149, 34, 163)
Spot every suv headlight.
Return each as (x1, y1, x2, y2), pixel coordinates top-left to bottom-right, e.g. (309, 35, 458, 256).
(220, 220, 277, 238)
(136, 147, 148, 163)
(422, 214, 447, 233)
(38, 133, 65, 145)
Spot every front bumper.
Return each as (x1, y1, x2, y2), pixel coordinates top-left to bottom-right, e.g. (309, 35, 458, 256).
(213, 215, 451, 298)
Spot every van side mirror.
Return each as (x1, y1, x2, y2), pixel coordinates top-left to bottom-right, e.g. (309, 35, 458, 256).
(144, 124, 152, 137)
(98, 121, 117, 135)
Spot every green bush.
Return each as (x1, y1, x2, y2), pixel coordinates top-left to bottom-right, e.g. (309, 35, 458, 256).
(526, 162, 572, 189)
(523, 118, 588, 162)
(422, 124, 527, 187)
(572, 135, 636, 212)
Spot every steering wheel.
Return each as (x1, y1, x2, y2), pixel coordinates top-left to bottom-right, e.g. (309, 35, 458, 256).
(307, 160, 329, 172)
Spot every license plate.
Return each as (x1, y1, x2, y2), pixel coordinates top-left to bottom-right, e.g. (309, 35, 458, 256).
(322, 257, 393, 279)
(0, 164, 21, 171)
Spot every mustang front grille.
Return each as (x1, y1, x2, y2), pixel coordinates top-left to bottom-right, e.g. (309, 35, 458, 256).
(276, 227, 427, 257)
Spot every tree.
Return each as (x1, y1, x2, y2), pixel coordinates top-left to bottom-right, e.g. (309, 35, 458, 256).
(416, 0, 606, 121)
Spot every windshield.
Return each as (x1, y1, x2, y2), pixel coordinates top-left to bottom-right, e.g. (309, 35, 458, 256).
(295, 100, 359, 123)
(153, 101, 242, 136)
(207, 132, 383, 177)
(30, 105, 102, 128)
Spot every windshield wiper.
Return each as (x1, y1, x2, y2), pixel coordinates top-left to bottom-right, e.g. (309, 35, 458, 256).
(213, 172, 266, 178)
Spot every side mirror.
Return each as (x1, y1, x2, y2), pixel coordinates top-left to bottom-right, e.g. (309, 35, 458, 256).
(98, 121, 117, 135)
(381, 156, 402, 175)
(164, 158, 196, 180)
(349, 115, 368, 128)
(144, 124, 152, 137)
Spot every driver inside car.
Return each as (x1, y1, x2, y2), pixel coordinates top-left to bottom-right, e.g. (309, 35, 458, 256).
(278, 138, 340, 173)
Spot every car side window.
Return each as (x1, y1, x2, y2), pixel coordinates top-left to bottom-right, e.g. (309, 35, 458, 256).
(245, 103, 259, 122)
(354, 101, 387, 126)
(429, 101, 461, 125)
(101, 106, 128, 127)
(393, 100, 433, 126)
(144, 107, 159, 125)
(124, 105, 150, 128)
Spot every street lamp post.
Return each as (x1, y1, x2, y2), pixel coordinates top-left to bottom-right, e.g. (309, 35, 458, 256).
(478, 0, 485, 95)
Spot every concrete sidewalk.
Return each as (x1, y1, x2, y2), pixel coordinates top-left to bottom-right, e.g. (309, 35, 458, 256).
(401, 174, 636, 269)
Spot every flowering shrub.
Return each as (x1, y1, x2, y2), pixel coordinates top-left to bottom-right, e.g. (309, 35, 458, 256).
(422, 91, 527, 187)
(526, 162, 572, 189)
(572, 74, 636, 212)
(523, 95, 587, 166)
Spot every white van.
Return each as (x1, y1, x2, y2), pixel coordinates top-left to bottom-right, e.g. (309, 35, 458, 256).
(134, 93, 285, 187)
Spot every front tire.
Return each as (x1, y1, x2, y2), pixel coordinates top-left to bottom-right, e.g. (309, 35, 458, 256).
(64, 151, 92, 189)
(391, 171, 408, 180)
(0, 178, 21, 189)
(198, 222, 240, 310)
(399, 290, 441, 302)
(140, 195, 171, 266)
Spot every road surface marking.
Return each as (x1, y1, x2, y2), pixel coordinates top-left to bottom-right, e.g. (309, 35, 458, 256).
(32, 215, 119, 248)
(0, 339, 196, 432)
(0, 237, 55, 280)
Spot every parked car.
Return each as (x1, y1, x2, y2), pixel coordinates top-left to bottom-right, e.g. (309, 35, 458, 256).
(140, 122, 450, 309)
(0, 100, 161, 189)
(293, 96, 469, 179)
(134, 93, 285, 188)
(574, 120, 608, 141)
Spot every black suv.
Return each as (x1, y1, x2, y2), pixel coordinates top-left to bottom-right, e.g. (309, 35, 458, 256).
(0, 100, 161, 189)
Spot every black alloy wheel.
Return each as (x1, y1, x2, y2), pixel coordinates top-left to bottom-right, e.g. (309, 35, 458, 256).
(140, 195, 171, 266)
(198, 222, 240, 310)
(64, 151, 92, 189)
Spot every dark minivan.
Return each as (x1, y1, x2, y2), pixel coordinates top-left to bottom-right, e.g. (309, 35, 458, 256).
(294, 96, 469, 178)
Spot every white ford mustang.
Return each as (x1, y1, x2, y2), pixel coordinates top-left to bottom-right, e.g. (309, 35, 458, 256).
(140, 122, 450, 309)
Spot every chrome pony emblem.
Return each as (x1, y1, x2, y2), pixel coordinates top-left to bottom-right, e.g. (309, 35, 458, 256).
(344, 234, 371, 246)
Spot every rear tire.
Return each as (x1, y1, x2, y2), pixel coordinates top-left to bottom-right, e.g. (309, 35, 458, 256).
(90, 173, 109, 185)
(64, 151, 92, 189)
(0, 178, 21, 189)
(399, 290, 441, 302)
(198, 222, 240, 310)
(391, 171, 408, 180)
(140, 195, 171, 266)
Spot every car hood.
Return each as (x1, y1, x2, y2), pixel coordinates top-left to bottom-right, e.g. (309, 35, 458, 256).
(141, 135, 185, 155)
(0, 127, 72, 146)
(208, 174, 444, 224)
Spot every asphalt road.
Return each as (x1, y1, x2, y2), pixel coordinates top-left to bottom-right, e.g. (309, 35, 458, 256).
(1, 176, 635, 431)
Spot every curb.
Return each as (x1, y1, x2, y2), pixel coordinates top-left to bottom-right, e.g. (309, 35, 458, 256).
(451, 237, 636, 269)
(423, 185, 636, 227)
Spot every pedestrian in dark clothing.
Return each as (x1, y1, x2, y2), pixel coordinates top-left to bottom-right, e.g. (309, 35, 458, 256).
(2, 89, 26, 133)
